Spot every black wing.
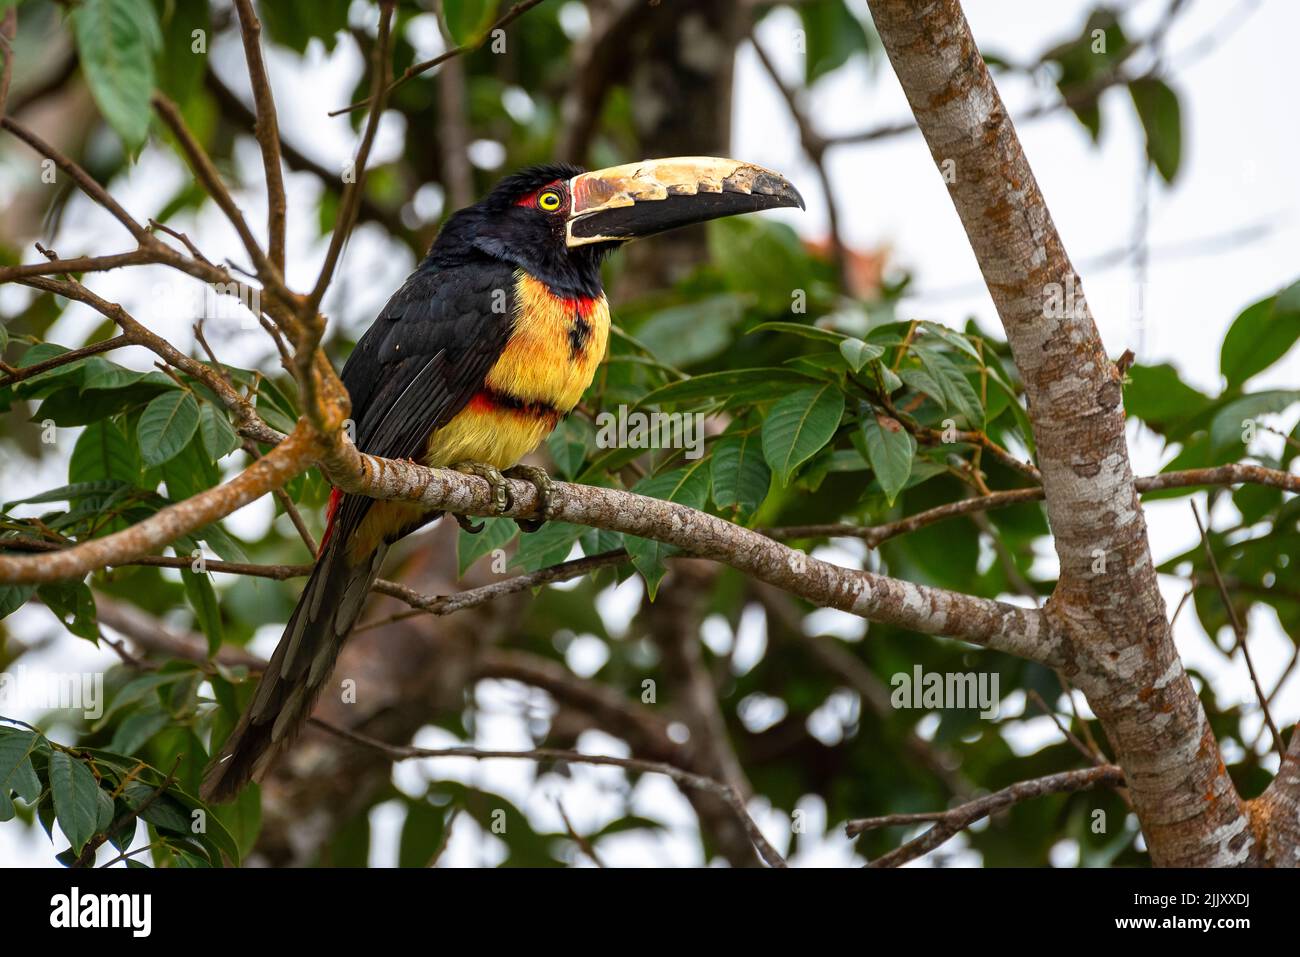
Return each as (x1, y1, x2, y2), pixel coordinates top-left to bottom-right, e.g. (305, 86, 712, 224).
(331, 258, 517, 537)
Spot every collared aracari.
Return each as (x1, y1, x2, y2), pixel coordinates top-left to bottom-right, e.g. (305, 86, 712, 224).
(200, 157, 803, 803)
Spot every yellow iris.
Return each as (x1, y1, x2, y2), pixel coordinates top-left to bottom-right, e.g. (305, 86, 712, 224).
(538, 190, 561, 211)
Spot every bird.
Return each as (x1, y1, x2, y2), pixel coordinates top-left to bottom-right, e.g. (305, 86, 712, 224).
(200, 156, 804, 803)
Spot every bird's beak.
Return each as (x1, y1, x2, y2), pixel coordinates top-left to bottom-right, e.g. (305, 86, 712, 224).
(565, 156, 805, 247)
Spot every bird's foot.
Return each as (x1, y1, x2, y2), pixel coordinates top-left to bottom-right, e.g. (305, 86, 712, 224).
(503, 464, 556, 533)
(451, 460, 511, 514)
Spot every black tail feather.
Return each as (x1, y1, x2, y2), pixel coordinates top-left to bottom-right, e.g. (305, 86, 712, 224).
(200, 534, 386, 804)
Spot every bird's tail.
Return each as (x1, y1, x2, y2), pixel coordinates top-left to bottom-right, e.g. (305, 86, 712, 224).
(200, 527, 387, 804)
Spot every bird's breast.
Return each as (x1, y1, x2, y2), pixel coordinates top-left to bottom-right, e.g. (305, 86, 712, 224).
(424, 271, 609, 471)
(484, 271, 610, 410)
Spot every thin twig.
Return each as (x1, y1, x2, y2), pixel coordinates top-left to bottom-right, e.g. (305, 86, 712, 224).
(329, 0, 548, 116)
(232, 0, 287, 271)
(0, 7, 17, 119)
(1190, 500, 1283, 757)
(847, 764, 1124, 867)
(556, 799, 606, 867)
(765, 465, 1300, 544)
(0, 335, 130, 387)
(309, 719, 788, 868)
(306, 1, 395, 317)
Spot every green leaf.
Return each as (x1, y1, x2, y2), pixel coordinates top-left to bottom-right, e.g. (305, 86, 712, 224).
(761, 382, 845, 485)
(0, 584, 36, 621)
(11, 755, 42, 805)
(254, 377, 300, 434)
(441, 0, 496, 45)
(399, 799, 448, 868)
(138, 390, 201, 467)
(860, 411, 916, 506)
(637, 295, 748, 367)
(123, 781, 191, 834)
(898, 367, 947, 410)
(4, 479, 130, 508)
(915, 345, 983, 427)
(1209, 391, 1300, 451)
(79, 357, 153, 392)
(196, 522, 247, 564)
(162, 433, 221, 501)
(919, 321, 984, 364)
(749, 321, 847, 344)
(182, 568, 223, 656)
(710, 432, 770, 522)
(457, 516, 519, 577)
(442, 0, 499, 46)
(638, 368, 815, 409)
(511, 522, 585, 572)
(198, 402, 240, 460)
(37, 579, 100, 642)
(12, 344, 84, 397)
(95, 787, 116, 834)
(838, 337, 885, 372)
(1220, 281, 1300, 387)
(800, 0, 875, 84)
(155, 0, 210, 105)
(72, 0, 163, 152)
(93, 671, 192, 731)
(1129, 77, 1181, 183)
(259, 0, 349, 52)
(49, 751, 102, 854)
(109, 706, 172, 755)
(70, 418, 142, 485)
(0, 729, 42, 803)
(625, 461, 711, 598)
(545, 415, 594, 479)
(34, 381, 174, 426)
(1124, 363, 1210, 431)
(213, 784, 261, 861)
(708, 217, 817, 313)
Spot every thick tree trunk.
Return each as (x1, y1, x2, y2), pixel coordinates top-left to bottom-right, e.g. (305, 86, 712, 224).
(863, 0, 1256, 866)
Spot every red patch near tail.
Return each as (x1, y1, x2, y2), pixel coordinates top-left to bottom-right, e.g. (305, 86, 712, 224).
(319, 487, 343, 557)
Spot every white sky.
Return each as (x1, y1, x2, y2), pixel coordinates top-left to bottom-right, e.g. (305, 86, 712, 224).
(1, 0, 1297, 867)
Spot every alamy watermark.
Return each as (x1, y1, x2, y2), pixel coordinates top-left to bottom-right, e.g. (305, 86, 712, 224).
(0, 666, 104, 720)
(594, 405, 705, 460)
(890, 665, 999, 719)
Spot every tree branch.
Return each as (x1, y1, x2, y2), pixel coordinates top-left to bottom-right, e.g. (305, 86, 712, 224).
(0, 334, 129, 387)
(308, 719, 788, 868)
(232, 0, 288, 272)
(306, 1, 395, 317)
(1191, 501, 1283, 756)
(847, 764, 1124, 867)
(766, 464, 1299, 544)
(0, 423, 317, 583)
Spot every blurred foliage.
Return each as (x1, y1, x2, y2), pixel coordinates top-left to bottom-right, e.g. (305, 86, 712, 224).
(0, 0, 1294, 868)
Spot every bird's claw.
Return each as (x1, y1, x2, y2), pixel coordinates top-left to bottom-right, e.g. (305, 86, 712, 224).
(451, 460, 511, 514)
(504, 464, 556, 533)
(455, 513, 485, 534)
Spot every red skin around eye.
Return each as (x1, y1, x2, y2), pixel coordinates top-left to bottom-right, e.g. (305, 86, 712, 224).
(515, 180, 565, 210)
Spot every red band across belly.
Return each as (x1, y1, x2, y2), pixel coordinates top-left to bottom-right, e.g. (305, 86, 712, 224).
(468, 387, 564, 420)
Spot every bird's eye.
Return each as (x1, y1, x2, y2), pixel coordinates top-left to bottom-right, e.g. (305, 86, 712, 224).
(538, 190, 562, 212)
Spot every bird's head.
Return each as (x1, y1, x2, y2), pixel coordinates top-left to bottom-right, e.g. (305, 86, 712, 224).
(429, 157, 804, 298)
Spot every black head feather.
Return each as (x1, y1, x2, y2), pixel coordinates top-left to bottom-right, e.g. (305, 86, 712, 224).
(424, 163, 611, 299)
(478, 162, 585, 212)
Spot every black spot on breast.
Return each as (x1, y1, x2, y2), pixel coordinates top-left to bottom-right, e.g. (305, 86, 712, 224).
(568, 313, 592, 359)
